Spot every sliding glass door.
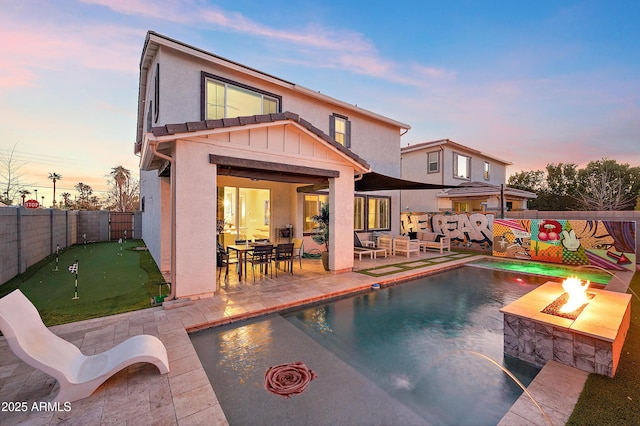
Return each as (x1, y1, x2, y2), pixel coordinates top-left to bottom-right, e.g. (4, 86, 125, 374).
(219, 187, 270, 246)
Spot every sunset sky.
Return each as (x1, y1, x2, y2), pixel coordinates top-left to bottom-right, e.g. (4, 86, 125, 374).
(1, 0, 638, 206)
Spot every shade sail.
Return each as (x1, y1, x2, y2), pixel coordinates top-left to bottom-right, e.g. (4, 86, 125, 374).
(297, 171, 459, 193)
(354, 171, 458, 191)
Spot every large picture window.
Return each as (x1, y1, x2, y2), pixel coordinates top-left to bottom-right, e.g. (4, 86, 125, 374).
(303, 193, 390, 234)
(303, 194, 328, 233)
(203, 73, 280, 120)
(368, 196, 390, 230)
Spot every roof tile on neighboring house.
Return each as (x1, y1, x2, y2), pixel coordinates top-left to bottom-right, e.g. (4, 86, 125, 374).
(150, 111, 370, 169)
(440, 181, 537, 199)
(402, 139, 513, 166)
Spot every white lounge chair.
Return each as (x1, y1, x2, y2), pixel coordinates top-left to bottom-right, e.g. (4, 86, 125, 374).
(354, 232, 387, 260)
(0, 289, 169, 403)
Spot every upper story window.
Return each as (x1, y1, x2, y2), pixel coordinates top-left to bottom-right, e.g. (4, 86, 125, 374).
(154, 63, 160, 123)
(484, 161, 490, 180)
(202, 73, 280, 120)
(330, 114, 351, 148)
(427, 151, 439, 173)
(453, 152, 471, 180)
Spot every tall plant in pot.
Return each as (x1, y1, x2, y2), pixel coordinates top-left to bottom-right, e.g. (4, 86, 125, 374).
(311, 202, 330, 271)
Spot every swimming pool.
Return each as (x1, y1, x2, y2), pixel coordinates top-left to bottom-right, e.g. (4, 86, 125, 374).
(468, 257, 613, 285)
(191, 267, 547, 425)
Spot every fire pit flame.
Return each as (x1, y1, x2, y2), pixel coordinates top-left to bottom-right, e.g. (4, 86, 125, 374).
(559, 276, 590, 313)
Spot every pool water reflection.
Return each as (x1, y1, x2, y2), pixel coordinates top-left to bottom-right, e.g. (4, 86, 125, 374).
(192, 267, 548, 425)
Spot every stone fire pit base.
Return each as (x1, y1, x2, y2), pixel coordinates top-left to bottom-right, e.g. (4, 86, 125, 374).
(500, 282, 631, 377)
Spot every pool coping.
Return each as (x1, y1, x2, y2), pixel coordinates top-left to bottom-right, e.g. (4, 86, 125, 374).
(0, 255, 633, 425)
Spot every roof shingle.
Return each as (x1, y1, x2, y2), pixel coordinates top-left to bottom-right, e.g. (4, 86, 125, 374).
(149, 111, 370, 169)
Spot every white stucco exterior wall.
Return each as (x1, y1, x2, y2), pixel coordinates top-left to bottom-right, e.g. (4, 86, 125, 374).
(330, 164, 356, 272)
(172, 141, 216, 299)
(148, 45, 403, 178)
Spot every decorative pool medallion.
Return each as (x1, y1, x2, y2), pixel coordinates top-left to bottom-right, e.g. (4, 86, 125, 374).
(264, 361, 317, 398)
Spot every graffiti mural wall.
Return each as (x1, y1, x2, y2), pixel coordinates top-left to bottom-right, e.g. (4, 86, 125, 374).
(493, 219, 636, 271)
(401, 212, 494, 251)
(400, 213, 636, 271)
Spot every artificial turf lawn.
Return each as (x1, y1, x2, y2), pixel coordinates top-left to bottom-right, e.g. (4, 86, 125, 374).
(566, 269, 640, 425)
(0, 240, 169, 326)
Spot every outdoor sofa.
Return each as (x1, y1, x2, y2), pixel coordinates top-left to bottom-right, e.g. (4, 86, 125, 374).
(415, 231, 451, 254)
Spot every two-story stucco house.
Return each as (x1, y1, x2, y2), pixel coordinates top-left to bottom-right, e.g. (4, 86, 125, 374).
(135, 31, 411, 299)
(400, 139, 536, 213)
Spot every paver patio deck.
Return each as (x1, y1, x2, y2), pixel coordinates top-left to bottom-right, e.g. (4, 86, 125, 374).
(0, 252, 634, 425)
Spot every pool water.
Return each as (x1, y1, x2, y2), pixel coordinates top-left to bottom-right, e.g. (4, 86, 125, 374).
(191, 267, 547, 426)
(468, 257, 612, 285)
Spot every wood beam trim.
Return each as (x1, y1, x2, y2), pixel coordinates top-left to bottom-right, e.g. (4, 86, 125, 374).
(209, 154, 339, 178)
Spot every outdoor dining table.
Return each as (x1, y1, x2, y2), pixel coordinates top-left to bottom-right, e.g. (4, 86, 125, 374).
(227, 243, 277, 280)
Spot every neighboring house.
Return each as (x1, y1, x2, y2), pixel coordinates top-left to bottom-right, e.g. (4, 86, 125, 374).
(135, 31, 410, 299)
(400, 139, 536, 213)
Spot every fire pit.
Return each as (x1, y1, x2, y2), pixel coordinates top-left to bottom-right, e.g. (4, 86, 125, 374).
(541, 276, 595, 320)
(500, 278, 631, 377)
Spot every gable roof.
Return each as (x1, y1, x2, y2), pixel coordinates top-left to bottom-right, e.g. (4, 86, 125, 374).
(144, 111, 370, 171)
(137, 31, 410, 146)
(401, 139, 512, 166)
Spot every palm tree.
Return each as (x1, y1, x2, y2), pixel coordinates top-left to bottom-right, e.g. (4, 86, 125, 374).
(110, 166, 131, 212)
(61, 192, 72, 208)
(48, 172, 62, 207)
(19, 189, 31, 206)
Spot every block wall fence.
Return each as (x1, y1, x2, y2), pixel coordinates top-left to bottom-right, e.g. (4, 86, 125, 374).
(0, 209, 142, 286)
(399, 210, 638, 264)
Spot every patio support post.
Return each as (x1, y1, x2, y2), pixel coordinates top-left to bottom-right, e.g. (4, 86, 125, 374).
(172, 141, 216, 299)
(329, 167, 355, 273)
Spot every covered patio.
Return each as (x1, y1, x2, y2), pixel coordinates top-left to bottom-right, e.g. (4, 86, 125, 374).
(139, 112, 370, 300)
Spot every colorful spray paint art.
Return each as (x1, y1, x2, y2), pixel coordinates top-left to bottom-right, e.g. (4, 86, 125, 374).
(493, 219, 636, 271)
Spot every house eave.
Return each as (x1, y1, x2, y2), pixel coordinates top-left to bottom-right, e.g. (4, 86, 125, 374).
(135, 31, 411, 147)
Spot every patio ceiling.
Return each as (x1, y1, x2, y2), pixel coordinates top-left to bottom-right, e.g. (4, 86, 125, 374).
(210, 154, 336, 185)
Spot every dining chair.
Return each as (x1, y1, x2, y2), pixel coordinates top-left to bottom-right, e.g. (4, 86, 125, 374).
(292, 238, 304, 269)
(217, 243, 238, 280)
(273, 243, 294, 277)
(247, 244, 273, 281)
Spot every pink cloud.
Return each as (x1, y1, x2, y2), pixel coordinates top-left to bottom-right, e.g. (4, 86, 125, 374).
(0, 15, 142, 92)
(79, 0, 457, 87)
(0, 66, 36, 90)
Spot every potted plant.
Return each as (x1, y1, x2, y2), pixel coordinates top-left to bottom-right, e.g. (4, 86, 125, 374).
(311, 202, 330, 271)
